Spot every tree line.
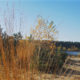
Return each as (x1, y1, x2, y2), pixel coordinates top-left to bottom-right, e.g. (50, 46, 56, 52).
(55, 41, 80, 51)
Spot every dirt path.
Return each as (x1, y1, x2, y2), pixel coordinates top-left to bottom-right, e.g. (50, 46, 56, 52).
(54, 56, 80, 80)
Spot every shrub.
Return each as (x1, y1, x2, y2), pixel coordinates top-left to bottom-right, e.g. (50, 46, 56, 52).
(32, 42, 68, 73)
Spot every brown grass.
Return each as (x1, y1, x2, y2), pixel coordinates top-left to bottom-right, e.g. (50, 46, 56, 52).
(0, 36, 80, 80)
(0, 36, 36, 80)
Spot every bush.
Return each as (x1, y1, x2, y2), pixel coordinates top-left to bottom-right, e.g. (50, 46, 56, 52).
(32, 43, 68, 73)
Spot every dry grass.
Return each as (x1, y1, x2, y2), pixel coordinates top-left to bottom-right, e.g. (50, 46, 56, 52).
(0, 36, 80, 80)
(0, 7, 80, 79)
(0, 37, 36, 80)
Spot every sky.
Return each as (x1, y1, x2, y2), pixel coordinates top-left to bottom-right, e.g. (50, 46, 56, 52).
(0, 0, 80, 42)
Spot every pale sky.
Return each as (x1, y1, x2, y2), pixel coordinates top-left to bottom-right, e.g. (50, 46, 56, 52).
(0, 0, 80, 42)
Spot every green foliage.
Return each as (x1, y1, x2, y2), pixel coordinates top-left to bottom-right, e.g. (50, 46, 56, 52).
(13, 32, 22, 46)
(32, 43, 68, 73)
(55, 41, 80, 51)
(13, 32, 22, 41)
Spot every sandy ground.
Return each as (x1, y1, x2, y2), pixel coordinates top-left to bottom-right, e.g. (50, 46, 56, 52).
(33, 56, 80, 80)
